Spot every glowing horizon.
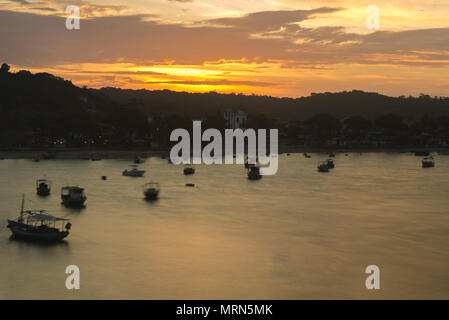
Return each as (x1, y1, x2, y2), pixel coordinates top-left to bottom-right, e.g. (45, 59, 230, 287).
(1, 0, 449, 97)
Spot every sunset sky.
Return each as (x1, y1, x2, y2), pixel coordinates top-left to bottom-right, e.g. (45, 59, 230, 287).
(1, 0, 449, 97)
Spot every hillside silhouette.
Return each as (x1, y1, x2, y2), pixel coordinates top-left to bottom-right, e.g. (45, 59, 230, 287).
(1, 63, 449, 148)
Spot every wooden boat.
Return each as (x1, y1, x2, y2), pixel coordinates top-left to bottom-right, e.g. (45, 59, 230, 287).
(247, 166, 262, 180)
(184, 165, 195, 175)
(123, 168, 146, 177)
(61, 186, 87, 206)
(143, 182, 160, 200)
(422, 157, 435, 168)
(36, 179, 51, 196)
(7, 195, 71, 242)
(317, 161, 330, 172)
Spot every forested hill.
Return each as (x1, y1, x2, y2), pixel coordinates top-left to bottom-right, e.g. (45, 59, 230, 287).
(2, 63, 449, 128)
(99, 87, 449, 120)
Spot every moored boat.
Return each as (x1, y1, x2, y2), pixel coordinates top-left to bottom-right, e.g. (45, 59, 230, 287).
(247, 166, 262, 180)
(326, 159, 335, 169)
(422, 157, 435, 168)
(7, 195, 71, 242)
(123, 168, 146, 177)
(143, 182, 160, 200)
(36, 179, 51, 196)
(61, 186, 87, 206)
(184, 165, 195, 175)
(317, 161, 330, 172)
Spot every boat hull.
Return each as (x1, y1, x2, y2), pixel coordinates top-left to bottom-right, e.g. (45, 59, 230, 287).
(144, 190, 159, 200)
(7, 220, 69, 242)
(61, 196, 86, 206)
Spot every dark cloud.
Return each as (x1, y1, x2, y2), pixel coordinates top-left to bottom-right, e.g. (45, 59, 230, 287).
(0, 9, 448, 68)
(205, 7, 341, 32)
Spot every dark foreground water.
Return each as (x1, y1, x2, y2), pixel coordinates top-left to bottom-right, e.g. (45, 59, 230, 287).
(1, 153, 449, 299)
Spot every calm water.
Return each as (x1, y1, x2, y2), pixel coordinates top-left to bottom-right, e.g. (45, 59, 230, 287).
(1, 153, 449, 299)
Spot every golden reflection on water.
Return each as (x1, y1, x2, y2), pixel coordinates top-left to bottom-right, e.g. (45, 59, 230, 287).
(0, 153, 449, 299)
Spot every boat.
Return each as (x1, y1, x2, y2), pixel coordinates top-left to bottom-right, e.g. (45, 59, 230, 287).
(134, 156, 145, 164)
(422, 157, 435, 168)
(36, 179, 51, 196)
(7, 195, 71, 242)
(247, 166, 262, 180)
(143, 182, 160, 200)
(123, 168, 146, 177)
(326, 159, 335, 169)
(184, 165, 195, 175)
(328, 153, 336, 158)
(438, 151, 449, 155)
(61, 186, 87, 206)
(304, 153, 311, 158)
(317, 161, 330, 172)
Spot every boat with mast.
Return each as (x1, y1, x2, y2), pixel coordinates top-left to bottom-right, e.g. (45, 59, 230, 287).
(7, 195, 71, 241)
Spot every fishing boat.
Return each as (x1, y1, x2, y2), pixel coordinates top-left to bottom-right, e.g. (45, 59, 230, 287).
(123, 168, 146, 177)
(247, 166, 262, 180)
(143, 182, 160, 200)
(61, 186, 87, 206)
(184, 165, 195, 175)
(317, 161, 330, 172)
(7, 195, 71, 241)
(422, 157, 435, 168)
(326, 159, 335, 169)
(36, 179, 51, 196)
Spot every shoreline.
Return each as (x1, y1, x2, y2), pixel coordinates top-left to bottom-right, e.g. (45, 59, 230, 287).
(0, 147, 448, 159)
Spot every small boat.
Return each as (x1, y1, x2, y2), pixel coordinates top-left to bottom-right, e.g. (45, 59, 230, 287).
(304, 153, 311, 158)
(7, 195, 71, 242)
(186, 183, 195, 187)
(247, 166, 262, 180)
(422, 157, 435, 168)
(184, 165, 195, 175)
(61, 186, 87, 206)
(415, 151, 430, 156)
(33, 158, 40, 162)
(143, 182, 160, 200)
(317, 161, 330, 172)
(326, 159, 335, 169)
(36, 179, 51, 196)
(101, 176, 107, 180)
(134, 156, 145, 164)
(244, 160, 256, 169)
(328, 153, 336, 158)
(123, 168, 146, 177)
